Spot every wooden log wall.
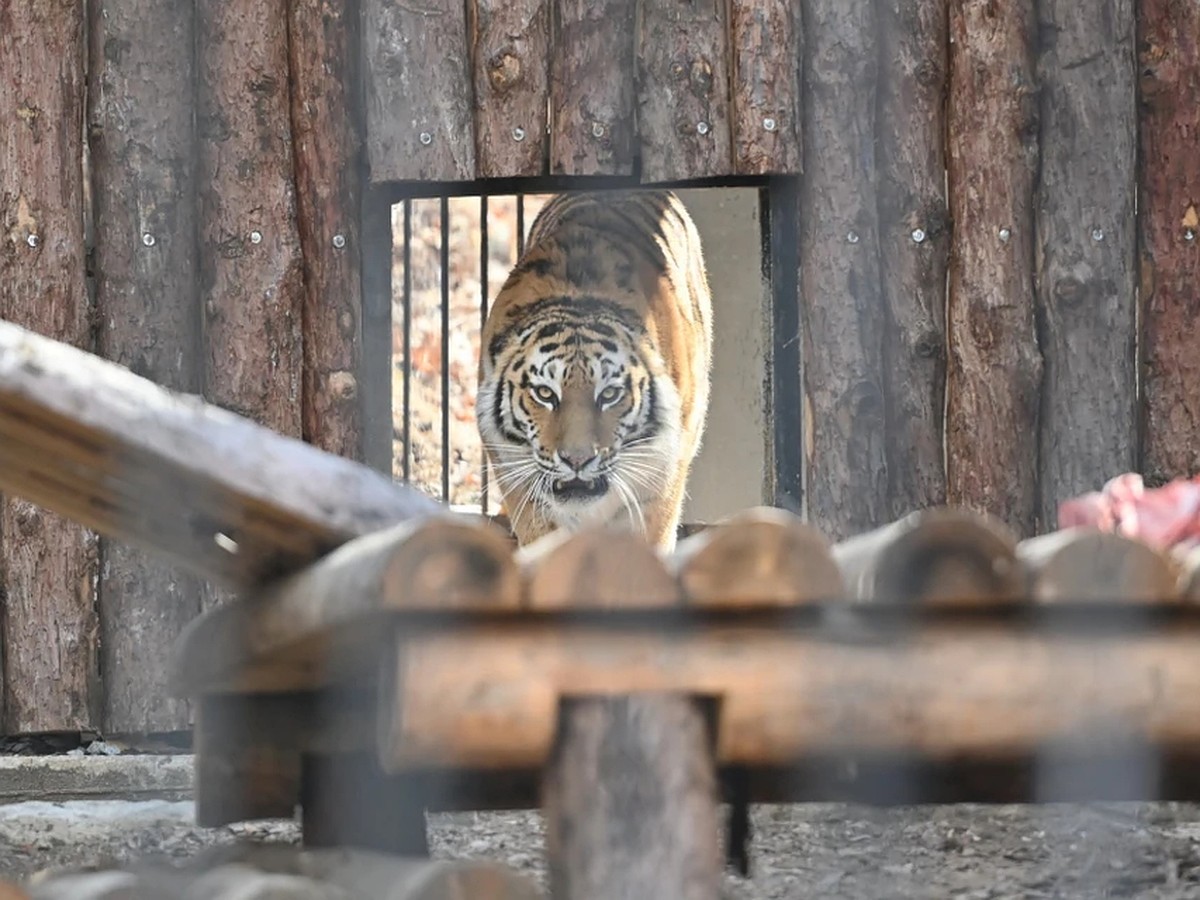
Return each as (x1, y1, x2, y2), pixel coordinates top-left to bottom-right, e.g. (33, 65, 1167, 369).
(2, 0, 1199, 733)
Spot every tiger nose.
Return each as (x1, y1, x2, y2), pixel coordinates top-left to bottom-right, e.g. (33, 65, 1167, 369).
(559, 448, 598, 471)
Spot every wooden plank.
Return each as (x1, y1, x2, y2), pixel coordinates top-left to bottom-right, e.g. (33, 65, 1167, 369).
(516, 527, 680, 611)
(289, 0, 364, 460)
(832, 508, 1022, 605)
(543, 695, 722, 900)
(0, 0, 100, 733)
(1138, 0, 1200, 485)
(172, 517, 521, 695)
(0, 320, 441, 590)
(301, 752, 429, 855)
(193, 694, 301, 827)
(469, 0, 550, 178)
(1035, 0, 1137, 530)
(945, 0, 1042, 537)
(549, 0, 636, 176)
(729, 0, 802, 175)
(383, 620, 1200, 771)
(669, 506, 843, 606)
(876, 0, 950, 520)
(86, 0, 202, 735)
(363, 0, 475, 182)
(1017, 529, 1176, 603)
(797, 0, 887, 541)
(637, 0, 732, 183)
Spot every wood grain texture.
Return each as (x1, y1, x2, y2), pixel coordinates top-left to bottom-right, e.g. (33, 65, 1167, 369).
(1035, 0, 1137, 530)
(797, 0, 887, 541)
(363, 0, 475, 182)
(0, 0, 100, 733)
(386, 620, 1200, 770)
(832, 507, 1022, 605)
(876, 0, 950, 520)
(670, 507, 843, 606)
(173, 517, 520, 694)
(549, 0, 636, 176)
(1017, 528, 1176, 603)
(87, 0, 202, 735)
(0, 320, 441, 591)
(470, 0, 550, 178)
(637, 0, 732, 183)
(1138, 0, 1200, 484)
(543, 695, 722, 900)
(289, 0, 364, 461)
(946, 0, 1042, 537)
(729, 0, 802, 174)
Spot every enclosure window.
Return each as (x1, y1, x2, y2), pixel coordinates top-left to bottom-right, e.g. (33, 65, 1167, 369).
(387, 186, 786, 525)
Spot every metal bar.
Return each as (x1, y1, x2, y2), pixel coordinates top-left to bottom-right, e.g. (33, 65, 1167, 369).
(765, 178, 803, 515)
(480, 193, 490, 514)
(516, 194, 526, 258)
(401, 200, 412, 483)
(367, 173, 771, 204)
(440, 195, 451, 503)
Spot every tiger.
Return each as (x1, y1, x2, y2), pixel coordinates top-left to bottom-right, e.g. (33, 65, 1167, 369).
(477, 190, 713, 552)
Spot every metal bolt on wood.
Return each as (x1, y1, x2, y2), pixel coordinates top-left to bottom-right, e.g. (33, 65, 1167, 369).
(25, 233, 39, 248)
(332, 234, 346, 250)
(591, 122, 605, 139)
(762, 117, 777, 132)
(512, 126, 526, 142)
(1091, 228, 1105, 242)
(419, 131, 433, 146)
(847, 231, 860, 244)
(142, 233, 156, 247)
(1186, 228, 1197, 243)
(998, 227, 1012, 243)
(911, 228, 926, 243)
(696, 121, 710, 135)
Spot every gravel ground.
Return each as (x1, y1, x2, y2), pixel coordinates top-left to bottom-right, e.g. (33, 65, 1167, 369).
(5, 800, 1200, 897)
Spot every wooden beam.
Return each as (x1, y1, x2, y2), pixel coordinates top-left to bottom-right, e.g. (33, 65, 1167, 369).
(832, 507, 1022, 604)
(729, 0, 802, 175)
(0, 320, 441, 590)
(381, 618, 1200, 771)
(1017, 528, 1177, 603)
(172, 516, 521, 695)
(543, 694, 722, 900)
(669, 506, 843, 606)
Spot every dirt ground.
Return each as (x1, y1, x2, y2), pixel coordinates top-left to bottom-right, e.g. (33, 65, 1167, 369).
(4, 800, 1200, 897)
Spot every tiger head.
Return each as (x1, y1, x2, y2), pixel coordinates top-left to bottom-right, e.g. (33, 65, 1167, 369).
(477, 308, 681, 533)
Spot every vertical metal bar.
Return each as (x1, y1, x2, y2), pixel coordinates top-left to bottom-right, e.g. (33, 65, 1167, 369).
(516, 193, 526, 258)
(765, 178, 804, 516)
(440, 195, 451, 503)
(402, 199, 413, 483)
(480, 193, 490, 514)
(360, 189, 395, 476)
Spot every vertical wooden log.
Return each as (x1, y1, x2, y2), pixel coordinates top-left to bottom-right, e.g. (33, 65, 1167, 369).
(797, 0, 887, 541)
(87, 0, 203, 733)
(470, 0, 550, 178)
(197, 0, 304, 608)
(637, 0, 733, 183)
(549, 0, 636, 176)
(1035, 0, 1137, 529)
(543, 694, 722, 900)
(363, 0, 475, 182)
(728, 0, 802, 176)
(1138, 0, 1200, 484)
(946, 0, 1042, 537)
(0, 0, 100, 733)
(876, 0, 949, 520)
(289, 0, 364, 460)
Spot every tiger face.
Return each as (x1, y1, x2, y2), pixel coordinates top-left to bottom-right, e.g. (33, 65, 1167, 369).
(478, 307, 682, 533)
(478, 190, 712, 550)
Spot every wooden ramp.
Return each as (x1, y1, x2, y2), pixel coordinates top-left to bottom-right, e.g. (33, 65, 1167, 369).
(4, 318, 1200, 898)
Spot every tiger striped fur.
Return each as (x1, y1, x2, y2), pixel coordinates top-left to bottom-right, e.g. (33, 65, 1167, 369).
(477, 190, 713, 551)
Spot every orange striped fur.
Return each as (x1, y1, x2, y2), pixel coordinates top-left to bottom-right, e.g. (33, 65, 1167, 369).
(477, 191, 713, 551)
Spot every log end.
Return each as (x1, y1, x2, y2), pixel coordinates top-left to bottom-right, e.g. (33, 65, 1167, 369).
(520, 526, 681, 610)
(385, 515, 523, 611)
(1019, 528, 1179, 604)
(673, 506, 843, 607)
